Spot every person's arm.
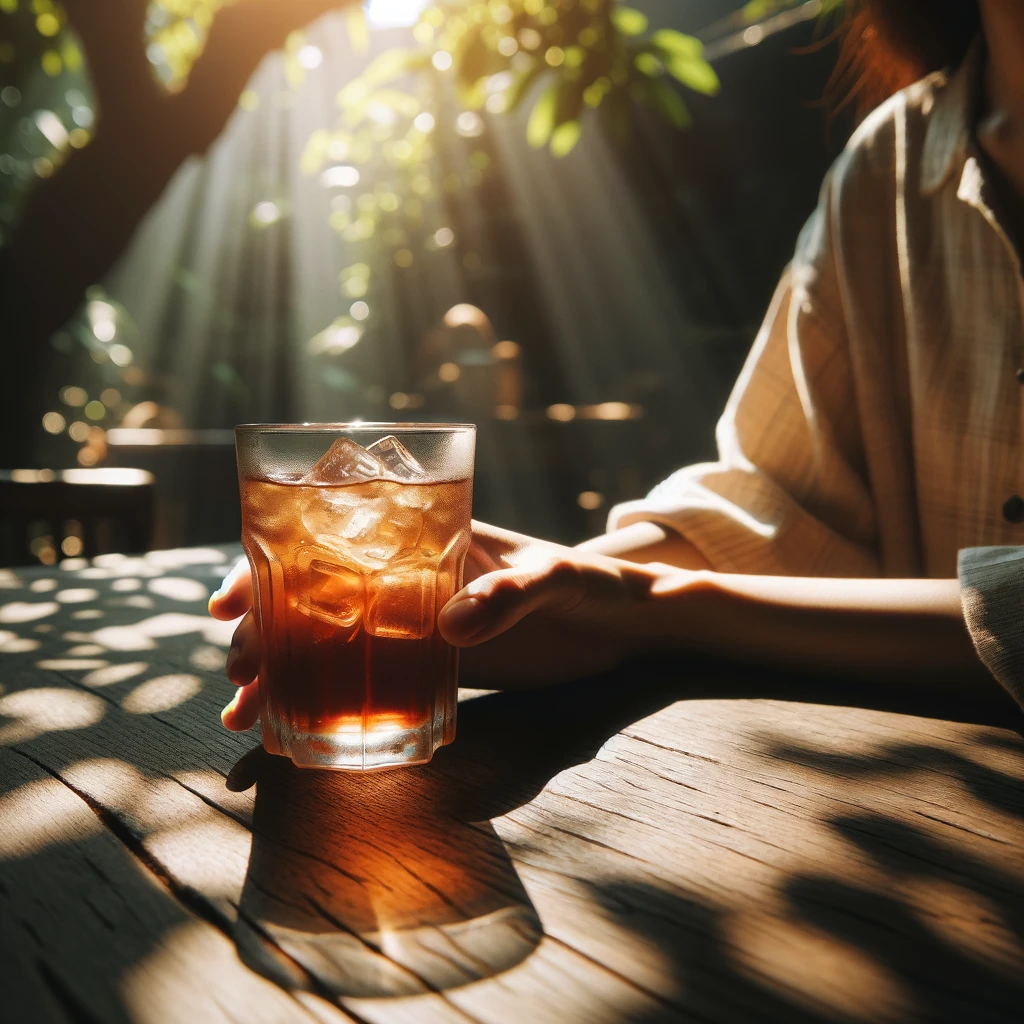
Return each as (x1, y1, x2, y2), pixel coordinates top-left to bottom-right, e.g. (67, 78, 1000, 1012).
(576, 521, 712, 569)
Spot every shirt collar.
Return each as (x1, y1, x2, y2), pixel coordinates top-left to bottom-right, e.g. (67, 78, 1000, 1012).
(921, 37, 985, 196)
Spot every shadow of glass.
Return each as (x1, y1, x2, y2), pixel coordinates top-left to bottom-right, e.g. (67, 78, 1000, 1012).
(232, 666, 692, 1000)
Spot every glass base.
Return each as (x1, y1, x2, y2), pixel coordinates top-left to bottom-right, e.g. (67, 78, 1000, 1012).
(267, 718, 447, 771)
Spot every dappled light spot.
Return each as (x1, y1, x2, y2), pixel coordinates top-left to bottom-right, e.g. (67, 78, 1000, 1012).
(76, 567, 115, 580)
(59, 558, 89, 571)
(29, 578, 58, 593)
(0, 570, 21, 589)
(90, 624, 158, 652)
(189, 644, 227, 672)
(0, 630, 40, 654)
(122, 674, 201, 714)
(82, 661, 149, 688)
(148, 576, 209, 603)
(725, 912, 914, 1021)
(900, 876, 1024, 976)
(0, 687, 105, 745)
(0, 778, 101, 858)
(33, 624, 53, 633)
(111, 577, 142, 592)
(0, 601, 59, 623)
(56, 588, 99, 604)
(116, 595, 156, 610)
(37, 659, 109, 671)
(67, 644, 105, 656)
(146, 548, 229, 569)
(71, 609, 104, 620)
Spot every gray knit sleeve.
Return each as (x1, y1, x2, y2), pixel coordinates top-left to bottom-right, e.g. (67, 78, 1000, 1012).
(958, 546, 1024, 708)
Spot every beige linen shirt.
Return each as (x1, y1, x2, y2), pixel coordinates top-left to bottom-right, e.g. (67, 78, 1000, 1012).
(610, 45, 1024, 581)
(606, 47, 1024, 705)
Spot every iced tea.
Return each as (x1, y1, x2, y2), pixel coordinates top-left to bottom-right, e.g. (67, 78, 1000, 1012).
(236, 428, 474, 770)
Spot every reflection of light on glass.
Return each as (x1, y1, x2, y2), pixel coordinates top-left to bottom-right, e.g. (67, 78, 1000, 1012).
(84, 400, 105, 420)
(368, 101, 396, 125)
(743, 25, 764, 46)
(297, 44, 323, 69)
(413, 111, 435, 133)
(34, 157, 54, 178)
(68, 421, 90, 442)
(391, 139, 413, 161)
(485, 94, 506, 114)
(495, 405, 518, 420)
(456, 111, 484, 137)
(93, 318, 115, 342)
(438, 362, 460, 383)
(394, 248, 414, 268)
(547, 403, 576, 422)
(42, 411, 66, 434)
(431, 50, 453, 71)
(350, 301, 370, 321)
(250, 200, 282, 227)
(320, 164, 360, 188)
(72, 105, 93, 128)
(101, 388, 120, 407)
(497, 35, 518, 57)
(389, 392, 409, 410)
(1, 86, 21, 107)
(434, 226, 454, 247)
(577, 491, 604, 510)
(109, 344, 133, 366)
(68, 128, 90, 149)
(546, 46, 565, 67)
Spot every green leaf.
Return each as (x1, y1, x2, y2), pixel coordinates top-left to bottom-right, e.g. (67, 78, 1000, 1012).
(611, 6, 649, 36)
(650, 29, 704, 60)
(527, 85, 557, 148)
(550, 119, 581, 157)
(664, 54, 720, 96)
(648, 78, 691, 129)
(634, 51, 663, 77)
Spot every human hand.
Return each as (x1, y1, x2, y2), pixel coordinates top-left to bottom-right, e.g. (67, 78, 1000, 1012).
(208, 522, 662, 730)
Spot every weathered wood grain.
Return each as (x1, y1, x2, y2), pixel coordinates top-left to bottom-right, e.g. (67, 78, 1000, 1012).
(2, 547, 1023, 1023)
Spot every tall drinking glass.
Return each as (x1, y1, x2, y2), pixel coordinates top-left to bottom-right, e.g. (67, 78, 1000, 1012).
(235, 424, 475, 770)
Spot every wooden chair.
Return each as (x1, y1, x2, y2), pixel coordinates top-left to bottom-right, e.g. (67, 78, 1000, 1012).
(0, 468, 155, 566)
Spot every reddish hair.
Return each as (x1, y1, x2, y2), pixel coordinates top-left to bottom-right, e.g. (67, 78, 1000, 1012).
(831, 0, 980, 116)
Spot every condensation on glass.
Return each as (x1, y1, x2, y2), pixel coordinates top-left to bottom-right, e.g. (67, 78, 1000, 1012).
(235, 423, 475, 770)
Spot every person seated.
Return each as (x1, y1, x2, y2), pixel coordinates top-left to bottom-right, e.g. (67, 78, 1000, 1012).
(211, 0, 1024, 724)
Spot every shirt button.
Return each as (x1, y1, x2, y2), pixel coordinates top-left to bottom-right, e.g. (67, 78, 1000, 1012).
(1004, 495, 1024, 523)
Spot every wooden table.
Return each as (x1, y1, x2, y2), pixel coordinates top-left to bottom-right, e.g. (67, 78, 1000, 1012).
(2, 546, 1023, 1023)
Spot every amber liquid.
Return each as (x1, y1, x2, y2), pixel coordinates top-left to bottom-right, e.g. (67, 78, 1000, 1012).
(239, 474, 472, 769)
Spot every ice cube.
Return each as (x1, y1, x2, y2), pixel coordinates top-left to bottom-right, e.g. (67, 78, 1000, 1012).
(296, 552, 364, 640)
(301, 438, 384, 485)
(367, 435, 427, 481)
(366, 552, 438, 639)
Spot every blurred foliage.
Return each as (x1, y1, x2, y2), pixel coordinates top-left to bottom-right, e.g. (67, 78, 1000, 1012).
(329, 1, 722, 161)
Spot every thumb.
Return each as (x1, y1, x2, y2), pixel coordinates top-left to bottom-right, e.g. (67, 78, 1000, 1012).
(438, 560, 584, 646)
(208, 557, 254, 621)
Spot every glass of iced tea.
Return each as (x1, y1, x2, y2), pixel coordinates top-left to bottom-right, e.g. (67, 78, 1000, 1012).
(235, 424, 475, 770)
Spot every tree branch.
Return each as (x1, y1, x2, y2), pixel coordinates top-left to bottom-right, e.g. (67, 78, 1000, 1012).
(0, 0, 355, 464)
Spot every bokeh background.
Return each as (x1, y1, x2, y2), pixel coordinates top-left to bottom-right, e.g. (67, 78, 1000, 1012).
(0, 0, 852, 561)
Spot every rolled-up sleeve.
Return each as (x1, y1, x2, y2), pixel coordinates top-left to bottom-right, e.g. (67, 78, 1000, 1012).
(608, 173, 880, 577)
(959, 547, 1024, 708)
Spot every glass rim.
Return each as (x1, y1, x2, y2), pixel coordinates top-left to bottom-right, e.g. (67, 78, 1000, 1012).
(234, 422, 476, 435)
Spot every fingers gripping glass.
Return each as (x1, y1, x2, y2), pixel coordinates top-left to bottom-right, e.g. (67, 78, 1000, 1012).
(235, 424, 476, 770)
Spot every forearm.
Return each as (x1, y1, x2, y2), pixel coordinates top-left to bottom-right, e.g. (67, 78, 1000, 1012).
(638, 569, 994, 688)
(578, 521, 712, 569)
